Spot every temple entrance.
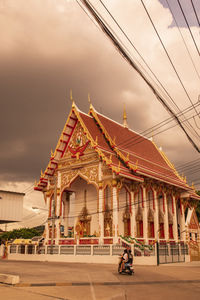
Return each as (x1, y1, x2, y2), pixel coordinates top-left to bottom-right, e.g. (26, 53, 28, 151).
(62, 176, 98, 239)
(77, 190, 91, 237)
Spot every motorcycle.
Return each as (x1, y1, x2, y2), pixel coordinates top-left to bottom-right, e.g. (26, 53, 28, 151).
(118, 255, 134, 275)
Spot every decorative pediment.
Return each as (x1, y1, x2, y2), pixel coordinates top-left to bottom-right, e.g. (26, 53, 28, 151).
(189, 210, 199, 229)
(64, 122, 90, 159)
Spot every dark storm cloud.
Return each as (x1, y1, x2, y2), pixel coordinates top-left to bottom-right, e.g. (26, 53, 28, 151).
(0, 0, 199, 188)
(159, 0, 200, 27)
(0, 1, 152, 182)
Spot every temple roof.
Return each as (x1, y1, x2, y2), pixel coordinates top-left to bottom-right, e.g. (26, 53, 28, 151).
(34, 102, 200, 200)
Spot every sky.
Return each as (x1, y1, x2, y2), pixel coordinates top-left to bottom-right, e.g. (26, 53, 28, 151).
(0, 0, 200, 228)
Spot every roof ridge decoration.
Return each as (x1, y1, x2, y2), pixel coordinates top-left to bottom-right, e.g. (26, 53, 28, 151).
(153, 141, 187, 186)
(89, 105, 139, 174)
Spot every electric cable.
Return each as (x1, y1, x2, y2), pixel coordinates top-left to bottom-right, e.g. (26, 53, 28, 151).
(140, 0, 200, 121)
(165, 0, 200, 80)
(190, 0, 200, 27)
(176, 0, 200, 55)
(79, 0, 200, 153)
(97, 0, 200, 140)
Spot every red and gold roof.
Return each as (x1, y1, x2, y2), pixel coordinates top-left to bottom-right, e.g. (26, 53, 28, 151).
(34, 102, 200, 201)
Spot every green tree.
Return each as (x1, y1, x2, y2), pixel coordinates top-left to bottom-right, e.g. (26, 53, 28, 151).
(0, 226, 44, 243)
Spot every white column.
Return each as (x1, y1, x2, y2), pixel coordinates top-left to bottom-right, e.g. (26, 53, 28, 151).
(45, 196, 50, 240)
(180, 199, 186, 242)
(130, 191, 136, 238)
(98, 162, 104, 243)
(154, 190, 159, 241)
(98, 188, 104, 243)
(143, 187, 148, 244)
(112, 184, 118, 243)
(164, 193, 169, 240)
(56, 172, 61, 217)
(64, 193, 70, 237)
(172, 196, 178, 242)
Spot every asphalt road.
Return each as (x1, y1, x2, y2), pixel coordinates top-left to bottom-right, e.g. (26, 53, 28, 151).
(0, 260, 200, 300)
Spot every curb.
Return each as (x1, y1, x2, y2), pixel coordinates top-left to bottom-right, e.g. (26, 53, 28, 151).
(15, 279, 200, 287)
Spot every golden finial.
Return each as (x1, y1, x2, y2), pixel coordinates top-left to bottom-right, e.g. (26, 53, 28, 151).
(70, 89, 75, 108)
(192, 182, 195, 190)
(113, 136, 116, 145)
(123, 103, 128, 128)
(88, 93, 93, 110)
(51, 149, 54, 157)
(41, 169, 44, 177)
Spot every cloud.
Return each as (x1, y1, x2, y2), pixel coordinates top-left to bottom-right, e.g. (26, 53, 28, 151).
(0, 0, 199, 193)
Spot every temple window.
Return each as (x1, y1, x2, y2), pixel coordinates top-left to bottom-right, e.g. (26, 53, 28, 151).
(123, 189, 131, 237)
(167, 195, 174, 239)
(159, 210, 165, 239)
(148, 209, 155, 238)
(135, 187, 144, 238)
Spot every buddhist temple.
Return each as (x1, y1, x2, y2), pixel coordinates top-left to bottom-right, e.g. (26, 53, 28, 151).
(34, 100, 200, 247)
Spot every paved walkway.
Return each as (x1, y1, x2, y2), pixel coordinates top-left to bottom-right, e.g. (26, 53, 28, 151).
(0, 260, 200, 299)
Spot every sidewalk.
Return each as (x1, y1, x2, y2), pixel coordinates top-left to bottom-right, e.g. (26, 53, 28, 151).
(0, 259, 200, 286)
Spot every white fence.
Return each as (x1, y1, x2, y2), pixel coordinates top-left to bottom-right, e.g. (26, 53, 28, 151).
(7, 243, 157, 265)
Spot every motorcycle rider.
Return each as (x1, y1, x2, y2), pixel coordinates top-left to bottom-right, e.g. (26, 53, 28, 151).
(119, 248, 129, 273)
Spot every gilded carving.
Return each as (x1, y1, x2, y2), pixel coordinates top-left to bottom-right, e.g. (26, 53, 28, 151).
(61, 165, 99, 190)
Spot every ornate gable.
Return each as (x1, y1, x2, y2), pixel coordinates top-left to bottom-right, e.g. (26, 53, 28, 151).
(189, 210, 199, 230)
(63, 122, 90, 159)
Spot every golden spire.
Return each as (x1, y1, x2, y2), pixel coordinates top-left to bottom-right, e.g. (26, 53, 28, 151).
(70, 89, 75, 108)
(88, 93, 93, 110)
(123, 104, 128, 128)
(51, 149, 54, 157)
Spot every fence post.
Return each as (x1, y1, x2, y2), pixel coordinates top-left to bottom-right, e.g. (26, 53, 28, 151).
(156, 241, 159, 266)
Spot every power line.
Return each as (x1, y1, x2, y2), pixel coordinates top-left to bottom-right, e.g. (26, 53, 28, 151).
(190, 0, 200, 27)
(79, 0, 200, 153)
(99, 0, 193, 115)
(165, 0, 200, 80)
(176, 0, 200, 56)
(140, 0, 200, 122)
(98, 0, 200, 140)
(115, 102, 200, 149)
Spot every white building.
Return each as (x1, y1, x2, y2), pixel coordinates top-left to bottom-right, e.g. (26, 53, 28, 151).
(0, 190, 24, 225)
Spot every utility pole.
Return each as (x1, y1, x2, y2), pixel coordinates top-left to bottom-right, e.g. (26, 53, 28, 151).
(50, 176, 56, 255)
